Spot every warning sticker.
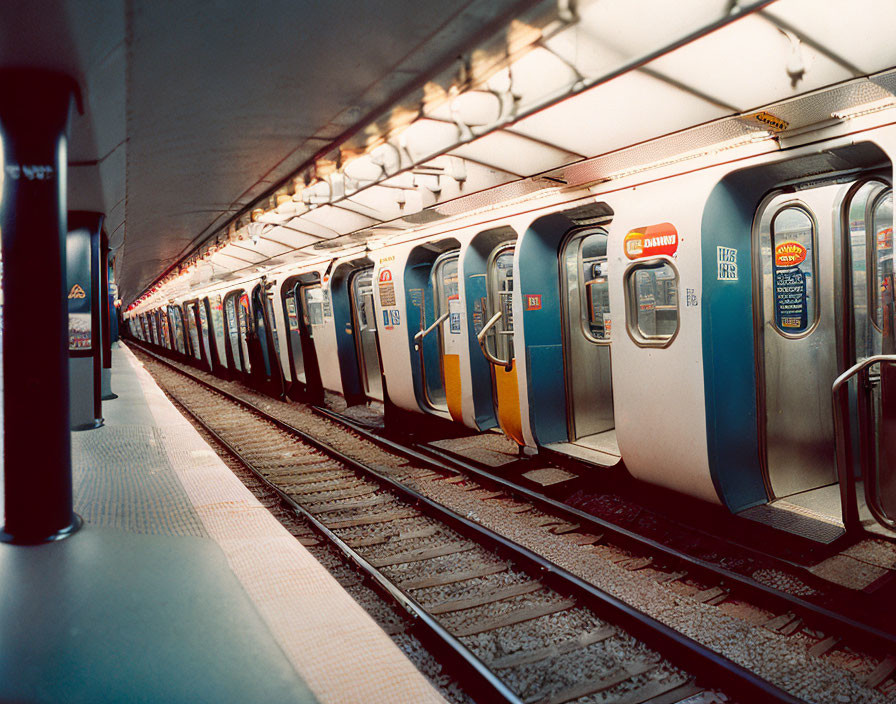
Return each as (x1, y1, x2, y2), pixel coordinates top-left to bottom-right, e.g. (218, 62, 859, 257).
(378, 269, 396, 307)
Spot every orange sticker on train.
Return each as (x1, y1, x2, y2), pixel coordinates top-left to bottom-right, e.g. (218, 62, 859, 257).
(624, 223, 678, 260)
(774, 241, 807, 268)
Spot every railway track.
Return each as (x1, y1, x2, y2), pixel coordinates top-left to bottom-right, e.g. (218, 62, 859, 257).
(132, 346, 779, 704)
(131, 342, 896, 703)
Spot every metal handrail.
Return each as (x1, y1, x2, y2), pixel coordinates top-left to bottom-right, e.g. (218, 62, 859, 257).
(414, 311, 450, 412)
(832, 354, 896, 532)
(476, 310, 512, 371)
(413, 311, 449, 350)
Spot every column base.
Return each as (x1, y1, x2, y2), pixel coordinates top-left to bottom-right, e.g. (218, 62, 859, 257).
(72, 418, 104, 432)
(0, 513, 82, 545)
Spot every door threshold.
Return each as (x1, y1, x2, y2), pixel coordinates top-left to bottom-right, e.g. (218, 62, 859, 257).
(737, 498, 845, 545)
(543, 440, 621, 468)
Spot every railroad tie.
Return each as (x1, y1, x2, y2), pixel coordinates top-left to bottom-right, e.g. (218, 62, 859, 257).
(449, 599, 577, 637)
(807, 635, 840, 658)
(488, 625, 616, 669)
(613, 679, 704, 704)
(399, 563, 510, 590)
(693, 585, 727, 604)
(324, 509, 418, 530)
(864, 655, 896, 688)
(312, 494, 392, 515)
(527, 661, 656, 704)
(369, 542, 475, 568)
(427, 581, 544, 615)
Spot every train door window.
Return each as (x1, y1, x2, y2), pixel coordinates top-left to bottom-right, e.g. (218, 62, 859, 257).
(186, 303, 202, 360)
(198, 299, 214, 368)
(287, 284, 307, 383)
(238, 292, 252, 374)
(846, 180, 889, 360)
(251, 287, 273, 378)
(561, 229, 615, 443)
(302, 285, 324, 329)
(350, 268, 384, 402)
(264, 288, 280, 357)
(424, 251, 459, 411)
(769, 206, 818, 336)
(872, 190, 893, 335)
(208, 294, 227, 368)
(160, 310, 171, 348)
(624, 260, 679, 346)
(486, 244, 515, 363)
(150, 314, 159, 345)
(168, 306, 186, 354)
(224, 294, 242, 371)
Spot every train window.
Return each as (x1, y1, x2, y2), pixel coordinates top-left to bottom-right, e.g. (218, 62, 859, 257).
(224, 294, 242, 372)
(160, 309, 171, 348)
(624, 260, 679, 347)
(769, 205, 818, 336)
(238, 293, 252, 373)
(302, 286, 324, 327)
(264, 288, 280, 355)
(186, 304, 202, 360)
(564, 230, 610, 342)
(487, 245, 515, 362)
(168, 305, 187, 354)
(872, 190, 893, 333)
(197, 299, 214, 366)
(209, 294, 227, 367)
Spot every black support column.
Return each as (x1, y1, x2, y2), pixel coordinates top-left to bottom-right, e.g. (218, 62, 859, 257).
(0, 69, 81, 543)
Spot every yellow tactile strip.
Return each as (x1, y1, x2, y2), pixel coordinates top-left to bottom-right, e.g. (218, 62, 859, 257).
(123, 347, 447, 704)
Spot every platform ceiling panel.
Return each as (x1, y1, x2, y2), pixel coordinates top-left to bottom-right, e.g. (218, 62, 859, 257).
(117, 0, 534, 302)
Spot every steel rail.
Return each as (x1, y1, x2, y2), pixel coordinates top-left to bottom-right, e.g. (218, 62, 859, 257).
(156, 368, 525, 704)
(132, 342, 807, 704)
(311, 403, 896, 653)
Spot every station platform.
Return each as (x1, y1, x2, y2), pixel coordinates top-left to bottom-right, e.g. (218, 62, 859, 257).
(0, 345, 447, 704)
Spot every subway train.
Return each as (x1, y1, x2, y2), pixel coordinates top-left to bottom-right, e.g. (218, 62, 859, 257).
(125, 103, 896, 544)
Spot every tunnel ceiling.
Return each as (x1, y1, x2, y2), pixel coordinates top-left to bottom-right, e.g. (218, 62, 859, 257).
(2, 0, 539, 303)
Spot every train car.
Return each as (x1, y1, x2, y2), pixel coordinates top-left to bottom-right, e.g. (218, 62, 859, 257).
(126, 109, 896, 544)
(124, 59, 896, 546)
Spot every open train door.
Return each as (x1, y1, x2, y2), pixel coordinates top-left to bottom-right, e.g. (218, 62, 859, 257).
(476, 242, 525, 446)
(349, 267, 384, 403)
(865, 188, 896, 528)
(280, 274, 325, 403)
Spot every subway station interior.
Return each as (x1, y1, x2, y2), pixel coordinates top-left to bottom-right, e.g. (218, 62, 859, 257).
(3, 1, 896, 703)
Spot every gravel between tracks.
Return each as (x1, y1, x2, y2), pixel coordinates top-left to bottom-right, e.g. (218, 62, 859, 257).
(135, 347, 895, 704)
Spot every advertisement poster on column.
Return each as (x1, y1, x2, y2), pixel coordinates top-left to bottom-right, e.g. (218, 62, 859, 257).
(67, 227, 92, 353)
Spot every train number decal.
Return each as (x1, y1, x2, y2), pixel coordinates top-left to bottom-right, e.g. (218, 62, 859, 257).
(624, 223, 678, 260)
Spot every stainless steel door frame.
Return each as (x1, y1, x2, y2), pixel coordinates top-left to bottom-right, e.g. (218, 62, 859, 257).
(753, 184, 843, 499)
(484, 244, 515, 365)
(559, 228, 614, 442)
(349, 268, 384, 402)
